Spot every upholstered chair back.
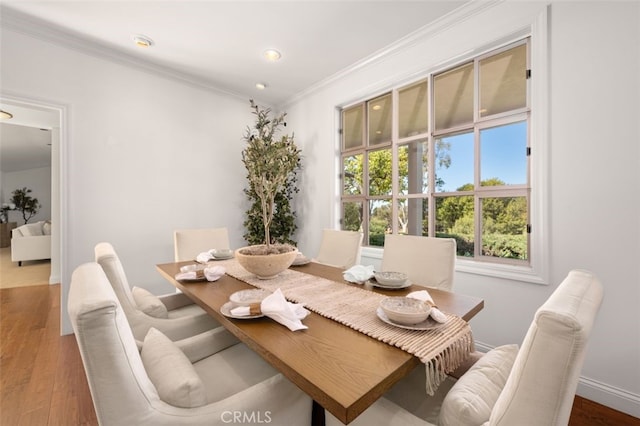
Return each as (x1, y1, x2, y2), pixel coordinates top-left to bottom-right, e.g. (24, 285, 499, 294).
(381, 234, 456, 290)
(95, 242, 218, 341)
(94, 242, 138, 315)
(68, 263, 164, 425)
(315, 229, 364, 269)
(490, 269, 603, 425)
(174, 227, 230, 261)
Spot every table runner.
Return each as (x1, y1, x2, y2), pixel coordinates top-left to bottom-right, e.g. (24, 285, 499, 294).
(220, 259, 474, 395)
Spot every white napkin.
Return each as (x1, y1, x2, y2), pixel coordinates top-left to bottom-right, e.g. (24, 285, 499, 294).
(343, 265, 375, 284)
(407, 290, 448, 323)
(175, 265, 226, 282)
(196, 250, 216, 263)
(230, 288, 310, 331)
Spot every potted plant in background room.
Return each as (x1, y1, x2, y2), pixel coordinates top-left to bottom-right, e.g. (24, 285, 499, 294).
(10, 187, 40, 224)
(235, 100, 302, 279)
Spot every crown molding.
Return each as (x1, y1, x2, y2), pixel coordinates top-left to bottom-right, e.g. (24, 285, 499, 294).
(1, 1, 503, 110)
(0, 5, 249, 103)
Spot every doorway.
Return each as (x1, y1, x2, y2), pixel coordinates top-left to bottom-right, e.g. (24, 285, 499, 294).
(0, 96, 64, 289)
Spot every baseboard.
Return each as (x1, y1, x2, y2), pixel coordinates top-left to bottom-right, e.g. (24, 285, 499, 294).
(577, 376, 640, 419)
(474, 340, 640, 419)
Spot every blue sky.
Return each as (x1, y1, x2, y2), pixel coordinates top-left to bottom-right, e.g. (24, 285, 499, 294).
(435, 121, 527, 192)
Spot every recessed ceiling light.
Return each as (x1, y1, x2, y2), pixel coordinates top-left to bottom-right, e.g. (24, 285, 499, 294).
(132, 34, 154, 48)
(0, 110, 13, 119)
(372, 104, 382, 111)
(255, 83, 267, 90)
(263, 49, 281, 62)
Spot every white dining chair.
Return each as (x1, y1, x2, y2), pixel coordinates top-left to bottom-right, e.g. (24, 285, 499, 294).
(381, 234, 456, 290)
(314, 229, 364, 269)
(95, 242, 223, 342)
(174, 227, 230, 262)
(68, 262, 312, 426)
(327, 269, 604, 426)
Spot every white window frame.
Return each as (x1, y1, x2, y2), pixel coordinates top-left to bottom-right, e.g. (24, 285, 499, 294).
(341, 10, 549, 285)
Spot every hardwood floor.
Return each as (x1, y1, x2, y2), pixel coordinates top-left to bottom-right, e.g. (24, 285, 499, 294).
(1, 283, 638, 426)
(0, 284, 96, 425)
(0, 247, 51, 289)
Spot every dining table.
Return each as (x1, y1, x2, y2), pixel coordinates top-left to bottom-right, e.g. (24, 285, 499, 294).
(156, 259, 484, 425)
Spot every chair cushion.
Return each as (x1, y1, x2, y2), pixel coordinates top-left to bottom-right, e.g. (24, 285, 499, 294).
(439, 344, 519, 426)
(141, 327, 207, 408)
(132, 287, 169, 319)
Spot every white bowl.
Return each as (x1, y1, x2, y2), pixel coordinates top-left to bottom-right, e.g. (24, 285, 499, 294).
(380, 297, 431, 325)
(180, 264, 206, 273)
(211, 248, 233, 259)
(374, 271, 408, 286)
(229, 289, 272, 307)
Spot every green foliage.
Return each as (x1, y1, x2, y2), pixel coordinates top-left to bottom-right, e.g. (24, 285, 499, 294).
(243, 177, 299, 246)
(481, 233, 527, 260)
(437, 232, 475, 257)
(241, 100, 301, 247)
(436, 180, 528, 260)
(343, 202, 363, 232)
(10, 187, 40, 224)
(340, 148, 527, 260)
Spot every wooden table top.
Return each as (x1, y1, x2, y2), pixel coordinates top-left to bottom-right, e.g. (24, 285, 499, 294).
(156, 261, 484, 424)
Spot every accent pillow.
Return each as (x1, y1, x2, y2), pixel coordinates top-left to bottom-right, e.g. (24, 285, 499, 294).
(439, 344, 519, 426)
(42, 220, 52, 235)
(21, 224, 43, 236)
(132, 287, 169, 319)
(141, 328, 208, 408)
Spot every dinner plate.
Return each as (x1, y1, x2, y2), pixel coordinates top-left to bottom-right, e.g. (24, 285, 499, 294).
(220, 301, 264, 319)
(376, 307, 445, 330)
(211, 253, 234, 260)
(367, 278, 412, 290)
(229, 288, 272, 306)
(177, 264, 208, 281)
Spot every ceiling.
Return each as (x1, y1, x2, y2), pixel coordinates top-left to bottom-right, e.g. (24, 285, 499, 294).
(0, 0, 468, 171)
(0, 104, 57, 172)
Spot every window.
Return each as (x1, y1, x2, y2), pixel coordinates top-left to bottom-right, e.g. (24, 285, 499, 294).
(341, 39, 531, 266)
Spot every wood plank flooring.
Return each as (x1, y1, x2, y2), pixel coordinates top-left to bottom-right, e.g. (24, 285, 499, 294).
(0, 284, 97, 425)
(1, 283, 638, 425)
(0, 247, 51, 289)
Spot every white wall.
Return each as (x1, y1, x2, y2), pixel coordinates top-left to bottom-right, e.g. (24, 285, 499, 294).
(1, 166, 52, 224)
(0, 27, 258, 334)
(1, 0, 638, 418)
(285, 1, 640, 418)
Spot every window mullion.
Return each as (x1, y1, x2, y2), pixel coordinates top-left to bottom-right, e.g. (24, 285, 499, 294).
(428, 74, 436, 238)
(391, 89, 399, 234)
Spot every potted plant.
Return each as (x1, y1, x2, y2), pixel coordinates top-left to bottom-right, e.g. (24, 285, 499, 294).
(10, 187, 40, 224)
(235, 100, 302, 279)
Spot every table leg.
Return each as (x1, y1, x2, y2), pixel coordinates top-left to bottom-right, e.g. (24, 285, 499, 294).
(312, 400, 325, 426)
